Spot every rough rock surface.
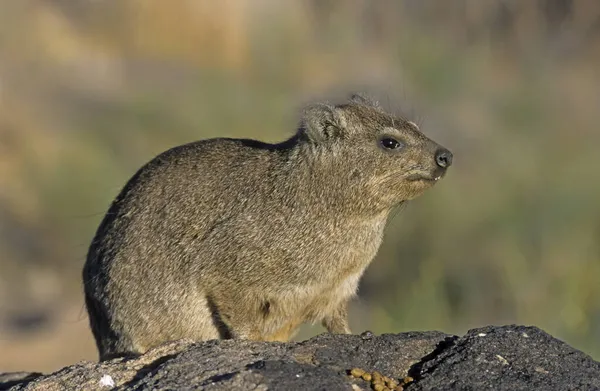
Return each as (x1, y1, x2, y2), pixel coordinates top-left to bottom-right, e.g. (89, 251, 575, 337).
(2, 325, 599, 390)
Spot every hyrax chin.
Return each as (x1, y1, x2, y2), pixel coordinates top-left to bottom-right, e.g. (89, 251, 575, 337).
(83, 93, 453, 360)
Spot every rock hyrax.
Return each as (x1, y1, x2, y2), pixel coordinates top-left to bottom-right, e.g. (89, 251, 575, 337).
(83, 93, 453, 360)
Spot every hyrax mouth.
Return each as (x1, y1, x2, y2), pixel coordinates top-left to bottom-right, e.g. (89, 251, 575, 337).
(406, 173, 444, 182)
(404, 148, 452, 184)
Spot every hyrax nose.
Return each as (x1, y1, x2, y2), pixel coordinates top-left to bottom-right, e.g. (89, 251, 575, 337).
(435, 148, 453, 168)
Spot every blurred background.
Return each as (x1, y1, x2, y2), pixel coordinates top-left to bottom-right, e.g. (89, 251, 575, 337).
(1, 0, 599, 373)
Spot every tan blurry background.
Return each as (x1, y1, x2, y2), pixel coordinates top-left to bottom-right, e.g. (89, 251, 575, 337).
(1, 0, 600, 373)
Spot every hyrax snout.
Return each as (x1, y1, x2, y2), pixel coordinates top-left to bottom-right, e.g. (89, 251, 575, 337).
(83, 93, 452, 360)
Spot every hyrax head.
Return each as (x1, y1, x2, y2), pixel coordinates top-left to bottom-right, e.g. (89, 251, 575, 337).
(299, 93, 452, 209)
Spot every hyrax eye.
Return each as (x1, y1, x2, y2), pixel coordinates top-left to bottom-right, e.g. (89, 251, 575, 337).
(380, 137, 403, 150)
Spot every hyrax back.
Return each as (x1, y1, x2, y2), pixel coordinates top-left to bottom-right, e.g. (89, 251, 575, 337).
(83, 93, 453, 359)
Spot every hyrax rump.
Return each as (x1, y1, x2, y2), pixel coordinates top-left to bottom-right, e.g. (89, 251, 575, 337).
(83, 93, 453, 360)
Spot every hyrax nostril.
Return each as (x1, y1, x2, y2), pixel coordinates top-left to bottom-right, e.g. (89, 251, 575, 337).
(435, 149, 453, 168)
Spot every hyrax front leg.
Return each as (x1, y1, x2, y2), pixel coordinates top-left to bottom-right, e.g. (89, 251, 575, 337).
(322, 301, 351, 334)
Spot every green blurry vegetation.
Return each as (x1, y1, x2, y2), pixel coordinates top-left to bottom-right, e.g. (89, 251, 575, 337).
(1, 0, 599, 363)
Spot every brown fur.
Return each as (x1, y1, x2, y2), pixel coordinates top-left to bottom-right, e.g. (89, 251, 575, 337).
(82, 93, 453, 360)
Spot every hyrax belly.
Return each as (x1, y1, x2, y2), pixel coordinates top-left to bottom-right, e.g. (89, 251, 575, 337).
(245, 273, 365, 342)
(232, 239, 377, 342)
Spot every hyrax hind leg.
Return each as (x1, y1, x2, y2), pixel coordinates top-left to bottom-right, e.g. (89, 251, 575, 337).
(90, 291, 224, 360)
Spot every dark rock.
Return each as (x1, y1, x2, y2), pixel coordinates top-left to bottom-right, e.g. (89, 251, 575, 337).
(0, 373, 42, 391)
(2, 325, 599, 390)
(407, 325, 600, 391)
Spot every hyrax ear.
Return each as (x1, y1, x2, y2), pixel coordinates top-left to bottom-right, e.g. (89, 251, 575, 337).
(349, 93, 383, 111)
(300, 103, 346, 143)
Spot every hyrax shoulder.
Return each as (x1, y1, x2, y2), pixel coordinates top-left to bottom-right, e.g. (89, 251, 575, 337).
(83, 93, 453, 360)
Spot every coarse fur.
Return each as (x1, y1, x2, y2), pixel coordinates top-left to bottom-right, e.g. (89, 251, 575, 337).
(83, 93, 453, 360)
